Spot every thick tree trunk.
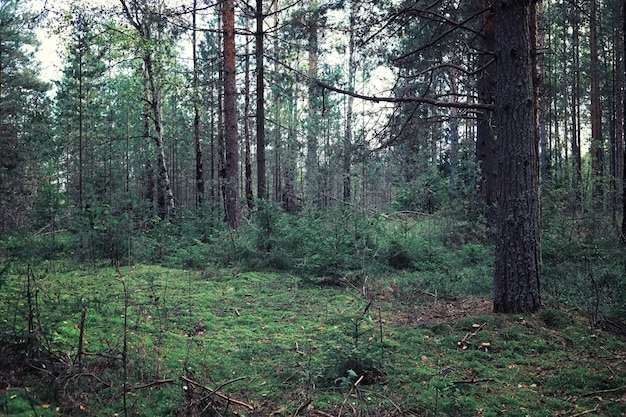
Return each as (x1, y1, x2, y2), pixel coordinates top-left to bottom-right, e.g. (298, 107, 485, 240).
(493, 0, 541, 314)
(621, 0, 626, 240)
(223, 0, 239, 228)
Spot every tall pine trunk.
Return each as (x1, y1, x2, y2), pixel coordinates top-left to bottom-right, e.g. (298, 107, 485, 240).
(306, 7, 319, 205)
(493, 0, 541, 314)
(589, 0, 604, 204)
(223, 0, 239, 228)
(192, 0, 204, 207)
(256, 0, 267, 200)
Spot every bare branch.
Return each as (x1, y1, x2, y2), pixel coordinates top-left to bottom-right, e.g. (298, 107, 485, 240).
(314, 79, 493, 111)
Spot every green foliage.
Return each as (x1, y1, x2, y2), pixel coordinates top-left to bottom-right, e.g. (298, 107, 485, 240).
(1, 261, 625, 416)
(542, 213, 626, 326)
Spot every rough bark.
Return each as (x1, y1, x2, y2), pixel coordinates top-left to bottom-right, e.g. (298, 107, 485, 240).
(223, 0, 239, 228)
(493, 0, 541, 314)
(622, 0, 626, 240)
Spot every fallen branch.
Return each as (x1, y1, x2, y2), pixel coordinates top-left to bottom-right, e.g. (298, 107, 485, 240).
(292, 398, 312, 416)
(569, 405, 600, 417)
(582, 385, 626, 397)
(338, 375, 364, 417)
(457, 323, 486, 350)
(179, 375, 253, 410)
(131, 379, 174, 391)
(452, 378, 494, 384)
(311, 410, 335, 417)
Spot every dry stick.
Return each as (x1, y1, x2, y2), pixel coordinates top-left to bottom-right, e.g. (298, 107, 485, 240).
(311, 410, 335, 417)
(452, 378, 495, 384)
(457, 323, 486, 350)
(338, 375, 364, 417)
(77, 308, 87, 372)
(130, 379, 174, 391)
(570, 405, 600, 417)
(292, 398, 312, 417)
(179, 375, 253, 410)
(582, 385, 626, 397)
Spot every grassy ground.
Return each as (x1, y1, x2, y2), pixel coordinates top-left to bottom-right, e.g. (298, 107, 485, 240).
(1, 262, 625, 416)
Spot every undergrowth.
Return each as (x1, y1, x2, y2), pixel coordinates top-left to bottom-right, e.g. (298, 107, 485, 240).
(0, 262, 624, 416)
(1, 208, 626, 415)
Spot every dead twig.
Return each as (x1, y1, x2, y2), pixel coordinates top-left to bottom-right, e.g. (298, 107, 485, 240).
(130, 379, 174, 391)
(457, 323, 486, 350)
(569, 405, 600, 417)
(582, 385, 626, 397)
(292, 398, 312, 416)
(179, 375, 253, 410)
(452, 378, 494, 384)
(338, 375, 364, 417)
(311, 410, 335, 417)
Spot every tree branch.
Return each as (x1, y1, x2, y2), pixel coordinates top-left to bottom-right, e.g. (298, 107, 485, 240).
(314, 79, 493, 111)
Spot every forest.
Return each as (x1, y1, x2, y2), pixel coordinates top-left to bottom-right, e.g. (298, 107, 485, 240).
(1, 0, 626, 415)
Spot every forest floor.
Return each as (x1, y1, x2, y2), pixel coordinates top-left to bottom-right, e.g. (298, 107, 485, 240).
(1, 263, 625, 416)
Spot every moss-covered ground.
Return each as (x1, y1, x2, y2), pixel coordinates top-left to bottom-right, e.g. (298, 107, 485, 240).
(1, 262, 624, 416)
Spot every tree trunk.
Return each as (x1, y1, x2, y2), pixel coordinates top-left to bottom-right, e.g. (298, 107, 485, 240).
(343, 0, 356, 203)
(589, 0, 604, 204)
(610, 24, 622, 227)
(192, 0, 204, 207)
(476, 4, 497, 228)
(119, 0, 175, 219)
(571, 11, 582, 212)
(621, 0, 626, 241)
(493, 0, 541, 314)
(306, 7, 320, 205)
(145, 52, 175, 220)
(244, 19, 253, 210)
(256, 0, 267, 200)
(223, 0, 239, 228)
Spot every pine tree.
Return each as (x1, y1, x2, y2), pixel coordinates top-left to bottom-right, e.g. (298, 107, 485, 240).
(0, 0, 50, 233)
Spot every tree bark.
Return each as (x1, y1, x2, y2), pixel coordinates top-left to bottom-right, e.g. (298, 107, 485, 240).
(223, 0, 239, 228)
(145, 51, 175, 220)
(476, 4, 497, 228)
(589, 0, 604, 204)
(306, 6, 320, 205)
(621, 0, 626, 240)
(192, 0, 204, 207)
(493, 0, 541, 314)
(244, 18, 253, 210)
(256, 0, 267, 200)
(119, 0, 175, 220)
(343, 0, 356, 203)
